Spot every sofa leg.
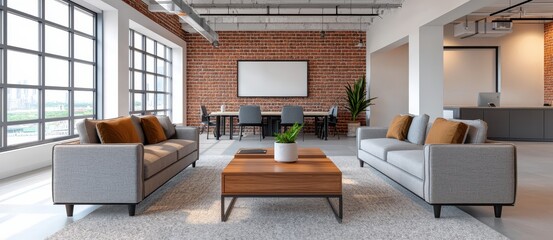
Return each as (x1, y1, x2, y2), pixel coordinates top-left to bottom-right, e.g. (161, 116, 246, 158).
(359, 160, 364, 168)
(494, 205, 503, 218)
(128, 204, 136, 216)
(192, 161, 196, 168)
(433, 205, 442, 218)
(65, 204, 74, 217)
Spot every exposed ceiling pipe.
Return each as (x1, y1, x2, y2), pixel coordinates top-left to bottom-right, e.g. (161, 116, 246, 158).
(199, 13, 378, 17)
(489, 0, 533, 16)
(144, 0, 219, 46)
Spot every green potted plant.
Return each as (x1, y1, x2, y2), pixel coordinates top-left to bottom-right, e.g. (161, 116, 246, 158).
(274, 123, 303, 163)
(345, 75, 377, 137)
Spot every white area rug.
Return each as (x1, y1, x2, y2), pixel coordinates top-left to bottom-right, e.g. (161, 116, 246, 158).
(49, 155, 506, 239)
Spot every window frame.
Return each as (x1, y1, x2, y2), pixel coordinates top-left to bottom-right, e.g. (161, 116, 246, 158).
(0, 0, 98, 151)
(128, 29, 172, 117)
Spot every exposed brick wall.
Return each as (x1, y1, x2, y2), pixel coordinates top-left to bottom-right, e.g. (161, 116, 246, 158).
(185, 31, 366, 133)
(546, 23, 553, 104)
(122, 0, 186, 40)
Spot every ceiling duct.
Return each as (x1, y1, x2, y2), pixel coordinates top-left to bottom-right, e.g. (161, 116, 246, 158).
(142, 0, 219, 46)
(454, 20, 512, 38)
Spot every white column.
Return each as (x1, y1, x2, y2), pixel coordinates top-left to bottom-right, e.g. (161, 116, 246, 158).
(408, 25, 444, 119)
(103, 10, 130, 118)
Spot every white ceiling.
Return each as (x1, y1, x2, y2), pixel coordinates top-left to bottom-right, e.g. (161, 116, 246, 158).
(182, 0, 405, 31)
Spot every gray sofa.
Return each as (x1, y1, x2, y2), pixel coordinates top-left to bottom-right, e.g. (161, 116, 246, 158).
(52, 116, 199, 216)
(357, 116, 517, 218)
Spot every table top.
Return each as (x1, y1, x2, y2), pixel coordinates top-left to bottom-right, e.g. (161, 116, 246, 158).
(234, 147, 326, 158)
(222, 148, 341, 175)
(210, 111, 329, 117)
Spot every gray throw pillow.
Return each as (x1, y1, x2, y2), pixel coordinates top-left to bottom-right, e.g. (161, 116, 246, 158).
(406, 114, 430, 145)
(156, 115, 176, 139)
(450, 119, 488, 143)
(130, 115, 146, 144)
(76, 118, 100, 143)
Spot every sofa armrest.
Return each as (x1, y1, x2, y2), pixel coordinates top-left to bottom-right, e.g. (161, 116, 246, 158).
(52, 144, 144, 204)
(357, 127, 388, 149)
(423, 144, 517, 204)
(174, 125, 199, 152)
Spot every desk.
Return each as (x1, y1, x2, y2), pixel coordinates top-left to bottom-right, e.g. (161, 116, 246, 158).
(210, 111, 330, 140)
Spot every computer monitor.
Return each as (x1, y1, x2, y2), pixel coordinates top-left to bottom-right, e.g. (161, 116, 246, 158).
(478, 92, 500, 107)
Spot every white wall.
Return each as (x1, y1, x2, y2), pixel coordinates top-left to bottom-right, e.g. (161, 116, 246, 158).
(369, 44, 409, 127)
(0, 0, 187, 180)
(444, 23, 544, 107)
(365, 0, 499, 121)
(444, 48, 497, 106)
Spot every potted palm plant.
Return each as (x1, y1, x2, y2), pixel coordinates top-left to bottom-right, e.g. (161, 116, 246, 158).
(345, 75, 376, 137)
(274, 123, 303, 163)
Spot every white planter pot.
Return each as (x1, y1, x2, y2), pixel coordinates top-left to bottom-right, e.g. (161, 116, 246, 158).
(274, 142, 298, 163)
(347, 122, 361, 137)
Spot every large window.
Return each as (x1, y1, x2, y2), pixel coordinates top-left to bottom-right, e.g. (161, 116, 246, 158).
(129, 29, 172, 116)
(0, 0, 97, 151)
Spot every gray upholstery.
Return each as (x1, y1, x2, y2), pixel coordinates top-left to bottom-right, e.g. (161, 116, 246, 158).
(130, 115, 146, 144)
(52, 144, 144, 203)
(52, 122, 199, 213)
(406, 114, 429, 145)
(75, 118, 101, 143)
(143, 145, 179, 179)
(387, 150, 425, 179)
(356, 127, 388, 147)
(157, 139, 196, 159)
(450, 119, 488, 144)
(359, 138, 423, 161)
(423, 144, 516, 204)
(356, 117, 517, 214)
(281, 105, 304, 125)
(238, 105, 262, 125)
(156, 115, 176, 139)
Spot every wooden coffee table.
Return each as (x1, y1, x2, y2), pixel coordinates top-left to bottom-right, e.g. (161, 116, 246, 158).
(221, 148, 343, 222)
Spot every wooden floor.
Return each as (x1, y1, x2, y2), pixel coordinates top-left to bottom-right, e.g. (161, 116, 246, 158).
(0, 133, 552, 239)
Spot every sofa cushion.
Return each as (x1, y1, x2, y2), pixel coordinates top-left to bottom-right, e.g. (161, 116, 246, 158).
(130, 115, 146, 144)
(156, 115, 176, 139)
(407, 114, 430, 145)
(76, 118, 101, 143)
(162, 139, 197, 159)
(450, 119, 488, 143)
(143, 144, 179, 179)
(96, 117, 141, 143)
(386, 115, 413, 141)
(360, 138, 424, 161)
(141, 116, 167, 144)
(425, 118, 469, 144)
(387, 150, 425, 179)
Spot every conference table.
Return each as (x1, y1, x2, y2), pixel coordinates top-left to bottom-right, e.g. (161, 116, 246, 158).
(209, 111, 331, 140)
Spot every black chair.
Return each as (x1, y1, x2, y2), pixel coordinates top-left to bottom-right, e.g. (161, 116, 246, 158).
(200, 105, 216, 139)
(317, 106, 339, 139)
(280, 105, 304, 141)
(238, 105, 264, 141)
(328, 106, 339, 139)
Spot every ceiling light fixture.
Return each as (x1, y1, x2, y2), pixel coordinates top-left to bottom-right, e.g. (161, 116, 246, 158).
(320, 8, 325, 38)
(356, 17, 364, 48)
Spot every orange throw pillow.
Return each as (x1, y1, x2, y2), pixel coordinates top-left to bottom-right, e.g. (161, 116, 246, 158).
(141, 116, 167, 144)
(425, 118, 469, 144)
(96, 117, 141, 143)
(386, 115, 413, 141)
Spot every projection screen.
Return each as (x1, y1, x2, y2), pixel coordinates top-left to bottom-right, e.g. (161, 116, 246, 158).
(237, 61, 308, 97)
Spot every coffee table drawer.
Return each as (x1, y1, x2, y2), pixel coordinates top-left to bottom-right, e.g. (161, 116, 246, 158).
(223, 174, 341, 194)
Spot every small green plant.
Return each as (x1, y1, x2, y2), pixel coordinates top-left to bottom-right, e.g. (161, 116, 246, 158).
(275, 123, 303, 143)
(345, 75, 377, 121)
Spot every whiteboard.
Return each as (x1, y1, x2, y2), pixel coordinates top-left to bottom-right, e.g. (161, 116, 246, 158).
(444, 48, 496, 106)
(238, 61, 308, 97)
